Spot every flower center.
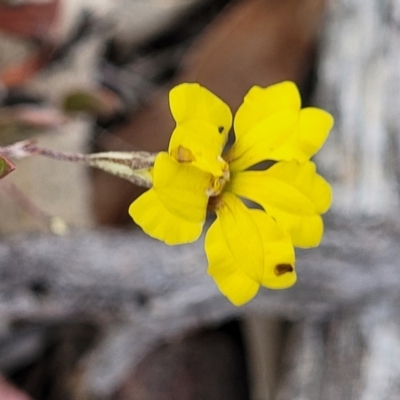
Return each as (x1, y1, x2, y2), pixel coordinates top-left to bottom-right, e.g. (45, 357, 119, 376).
(207, 159, 230, 197)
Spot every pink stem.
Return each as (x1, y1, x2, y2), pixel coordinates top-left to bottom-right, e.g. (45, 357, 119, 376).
(0, 140, 88, 162)
(0, 179, 55, 230)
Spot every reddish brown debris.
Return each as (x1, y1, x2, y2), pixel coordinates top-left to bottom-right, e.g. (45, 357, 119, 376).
(0, 376, 32, 400)
(0, 1, 59, 40)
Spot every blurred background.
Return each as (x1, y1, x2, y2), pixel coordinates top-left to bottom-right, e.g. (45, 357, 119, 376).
(1, 0, 399, 399)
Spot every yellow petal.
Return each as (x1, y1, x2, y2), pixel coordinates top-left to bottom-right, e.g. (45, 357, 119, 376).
(169, 83, 232, 142)
(229, 81, 333, 168)
(213, 193, 264, 281)
(230, 161, 332, 247)
(129, 189, 204, 245)
(234, 82, 301, 139)
(231, 161, 332, 214)
(205, 193, 296, 306)
(206, 226, 259, 306)
(226, 110, 299, 172)
(205, 212, 260, 305)
(129, 152, 210, 245)
(269, 107, 334, 162)
(169, 120, 229, 177)
(264, 206, 324, 248)
(153, 152, 210, 222)
(297, 108, 333, 159)
(251, 210, 296, 289)
(209, 269, 260, 307)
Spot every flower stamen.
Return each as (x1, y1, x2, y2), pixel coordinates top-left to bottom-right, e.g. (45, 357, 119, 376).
(207, 161, 230, 197)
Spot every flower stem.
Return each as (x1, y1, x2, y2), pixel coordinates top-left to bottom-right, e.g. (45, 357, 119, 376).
(0, 140, 156, 187)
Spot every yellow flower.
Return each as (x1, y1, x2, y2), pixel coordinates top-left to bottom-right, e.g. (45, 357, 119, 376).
(129, 82, 333, 305)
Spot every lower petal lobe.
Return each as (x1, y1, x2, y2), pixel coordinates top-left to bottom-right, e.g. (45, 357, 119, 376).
(205, 193, 296, 305)
(129, 152, 210, 245)
(230, 161, 331, 247)
(205, 206, 260, 306)
(129, 189, 204, 245)
(263, 206, 324, 248)
(153, 152, 210, 222)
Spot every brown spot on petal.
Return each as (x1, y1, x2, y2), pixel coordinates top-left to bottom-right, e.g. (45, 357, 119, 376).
(171, 146, 195, 163)
(274, 264, 294, 276)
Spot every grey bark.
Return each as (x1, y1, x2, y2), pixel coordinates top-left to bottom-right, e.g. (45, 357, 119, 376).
(0, 214, 400, 396)
(316, 0, 400, 216)
(275, 303, 400, 400)
(275, 322, 324, 400)
(273, 0, 400, 398)
(1, 216, 400, 325)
